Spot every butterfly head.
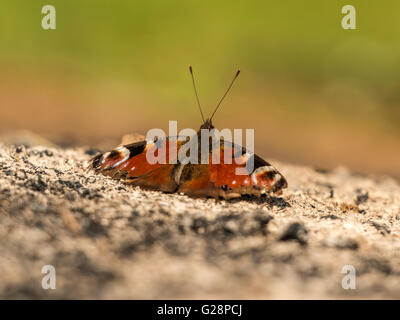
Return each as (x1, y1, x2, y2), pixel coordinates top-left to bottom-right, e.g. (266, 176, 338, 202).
(199, 118, 214, 131)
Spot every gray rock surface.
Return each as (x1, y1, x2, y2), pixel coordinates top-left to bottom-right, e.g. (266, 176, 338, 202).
(0, 143, 399, 299)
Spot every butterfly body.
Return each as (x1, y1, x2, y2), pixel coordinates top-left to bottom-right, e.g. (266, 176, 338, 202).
(89, 127, 287, 199)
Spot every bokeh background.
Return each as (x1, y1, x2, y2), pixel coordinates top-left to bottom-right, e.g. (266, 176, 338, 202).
(1, 0, 399, 178)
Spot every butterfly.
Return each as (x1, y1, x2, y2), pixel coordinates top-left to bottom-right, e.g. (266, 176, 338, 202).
(88, 67, 287, 199)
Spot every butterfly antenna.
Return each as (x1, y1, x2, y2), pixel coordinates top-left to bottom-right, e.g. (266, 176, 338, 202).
(189, 66, 205, 123)
(209, 69, 240, 121)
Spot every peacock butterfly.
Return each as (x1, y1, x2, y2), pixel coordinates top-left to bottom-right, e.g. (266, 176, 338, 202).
(88, 67, 287, 199)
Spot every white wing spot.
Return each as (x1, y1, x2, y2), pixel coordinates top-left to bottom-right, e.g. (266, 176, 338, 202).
(251, 165, 277, 185)
(101, 152, 111, 165)
(111, 147, 130, 168)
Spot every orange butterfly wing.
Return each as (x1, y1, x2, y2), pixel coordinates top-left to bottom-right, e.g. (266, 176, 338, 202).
(89, 139, 180, 192)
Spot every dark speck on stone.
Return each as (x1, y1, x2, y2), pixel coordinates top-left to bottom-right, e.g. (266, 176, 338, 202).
(15, 145, 25, 153)
(355, 190, 369, 205)
(85, 148, 101, 156)
(321, 214, 339, 220)
(44, 150, 53, 157)
(279, 222, 308, 245)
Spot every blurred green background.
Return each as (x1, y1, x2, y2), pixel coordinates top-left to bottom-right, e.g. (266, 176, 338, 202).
(0, 0, 399, 178)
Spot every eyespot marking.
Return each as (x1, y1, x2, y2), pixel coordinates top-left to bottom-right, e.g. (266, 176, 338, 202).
(111, 146, 130, 168)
